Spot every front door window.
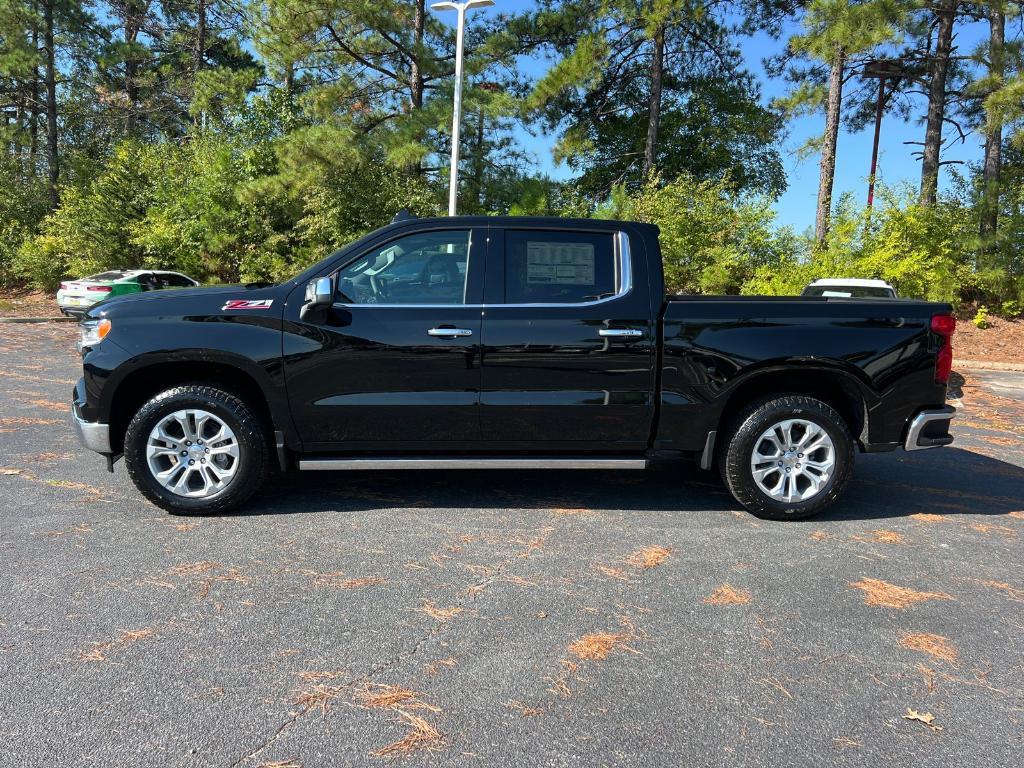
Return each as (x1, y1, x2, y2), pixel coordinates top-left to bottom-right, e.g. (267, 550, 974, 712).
(337, 230, 471, 305)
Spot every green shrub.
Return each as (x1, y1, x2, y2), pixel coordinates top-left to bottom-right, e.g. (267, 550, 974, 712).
(613, 173, 797, 295)
(973, 305, 990, 329)
(1000, 299, 1022, 318)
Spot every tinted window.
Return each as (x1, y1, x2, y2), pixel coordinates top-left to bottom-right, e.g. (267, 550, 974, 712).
(504, 230, 616, 304)
(85, 271, 127, 281)
(162, 274, 196, 287)
(337, 230, 471, 305)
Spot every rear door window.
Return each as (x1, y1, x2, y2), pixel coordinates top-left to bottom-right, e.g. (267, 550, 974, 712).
(503, 230, 616, 304)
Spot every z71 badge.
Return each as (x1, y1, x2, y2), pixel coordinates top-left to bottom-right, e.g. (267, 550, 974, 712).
(223, 299, 274, 311)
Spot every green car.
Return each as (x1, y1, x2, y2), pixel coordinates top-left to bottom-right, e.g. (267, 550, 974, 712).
(57, 270, 199, 316)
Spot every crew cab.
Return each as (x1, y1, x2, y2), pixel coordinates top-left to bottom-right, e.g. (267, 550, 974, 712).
(71, 216, 957, 520)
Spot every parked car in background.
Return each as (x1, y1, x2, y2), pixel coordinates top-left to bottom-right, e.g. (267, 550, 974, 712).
(72, 215, 956, 521)
(57, 270, 199, 316)
(801, 278, 897, 299)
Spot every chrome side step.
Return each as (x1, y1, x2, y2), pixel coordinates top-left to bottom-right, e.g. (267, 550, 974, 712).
(297, 457, 649, 471)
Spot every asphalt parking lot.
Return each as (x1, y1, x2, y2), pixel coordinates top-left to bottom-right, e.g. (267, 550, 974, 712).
(1, 323, 1022, 768)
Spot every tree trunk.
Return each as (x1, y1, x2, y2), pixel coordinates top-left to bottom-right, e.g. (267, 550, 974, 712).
(43, 0, 58, 208)
(980, 7, 1004, 243)
(472, 103, 486, 209)
(30, 3, 39, 170)
(409, 0, 425, 111)
(920, 0, 956, 205)
(643, 23, 665, 178)
(123, 2, 147, 134)
(405, 0, 426, 177)
(815, 46, 845, 246)
(194, 0, 206, 78)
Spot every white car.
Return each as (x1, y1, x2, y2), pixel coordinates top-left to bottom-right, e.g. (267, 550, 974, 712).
(57, 270, 199, 316)
(802, 278, 897, 299)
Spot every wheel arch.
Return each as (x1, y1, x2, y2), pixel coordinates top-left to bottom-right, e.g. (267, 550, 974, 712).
(715, 364, 874, 451)
(103, 357, 284, 456)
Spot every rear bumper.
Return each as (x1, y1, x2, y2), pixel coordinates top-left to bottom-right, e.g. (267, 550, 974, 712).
(56, 297, 98, 313)
(904, 405, 956, 451)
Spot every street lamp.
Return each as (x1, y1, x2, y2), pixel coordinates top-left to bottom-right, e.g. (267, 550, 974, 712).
(861, 59, 904, 209)
(431, 0, 494, 216)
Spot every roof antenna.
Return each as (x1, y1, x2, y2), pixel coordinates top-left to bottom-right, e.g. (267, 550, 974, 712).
(391, 208, 415, 223)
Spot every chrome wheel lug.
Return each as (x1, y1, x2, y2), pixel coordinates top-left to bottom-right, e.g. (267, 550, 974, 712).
(188, 459, 195, 466)
(180, 450, 187, 456)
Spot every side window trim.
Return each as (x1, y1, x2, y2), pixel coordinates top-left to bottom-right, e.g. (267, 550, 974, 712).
(331, 226, 485, 308)
(490, 229, 631, 308)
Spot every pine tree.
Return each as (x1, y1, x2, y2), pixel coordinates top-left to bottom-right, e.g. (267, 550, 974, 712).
(518, 0, 786, 199)
(781, 0, 907, 243)
(919, 0, 958, 205)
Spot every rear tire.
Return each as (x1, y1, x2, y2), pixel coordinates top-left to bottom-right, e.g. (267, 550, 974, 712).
(720, 395, 854, 520)
(124, 385, 267, 515)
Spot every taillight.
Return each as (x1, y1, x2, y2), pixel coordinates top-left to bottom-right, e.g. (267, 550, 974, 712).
(87, 285, 113, 292)
(59, 282, 68, 290)
(931, 314, 955, 384)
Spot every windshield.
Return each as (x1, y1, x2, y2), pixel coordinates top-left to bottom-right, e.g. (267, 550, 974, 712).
(84, 271, 127, 281)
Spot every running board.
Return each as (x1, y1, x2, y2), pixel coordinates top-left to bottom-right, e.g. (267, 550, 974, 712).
(297, 456, 649, 471)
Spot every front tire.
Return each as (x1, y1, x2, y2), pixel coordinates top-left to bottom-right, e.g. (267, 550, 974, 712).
(721, 395, 854, 520)
(123, 385, 268, 515)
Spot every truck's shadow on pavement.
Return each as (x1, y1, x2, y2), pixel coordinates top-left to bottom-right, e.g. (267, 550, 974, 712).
(235, 446, 1024, 522)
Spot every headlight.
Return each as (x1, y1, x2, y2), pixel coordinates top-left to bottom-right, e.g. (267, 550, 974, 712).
(80, 318, 112, 348)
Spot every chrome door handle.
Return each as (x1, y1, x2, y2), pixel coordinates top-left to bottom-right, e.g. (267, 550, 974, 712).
(427, 327, 473, 337)
(598, 328, 644, 338)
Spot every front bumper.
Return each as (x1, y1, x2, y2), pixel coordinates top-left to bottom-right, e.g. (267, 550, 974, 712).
(904, 405, 956, 451)
(72, 401, 111, 454)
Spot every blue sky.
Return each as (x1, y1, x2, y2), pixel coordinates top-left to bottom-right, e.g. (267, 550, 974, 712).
(441, 1, 991, 234)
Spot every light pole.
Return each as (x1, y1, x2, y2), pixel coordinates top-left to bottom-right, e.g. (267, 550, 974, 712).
(861, 59, 903, 210)
(431, 0, 494, 216)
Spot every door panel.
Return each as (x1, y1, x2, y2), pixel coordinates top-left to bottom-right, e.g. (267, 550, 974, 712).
(282, 227, 485, 451)
(479, 228, 656, 448)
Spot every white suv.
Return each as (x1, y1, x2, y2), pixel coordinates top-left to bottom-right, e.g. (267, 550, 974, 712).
(802, 278, 897, 299)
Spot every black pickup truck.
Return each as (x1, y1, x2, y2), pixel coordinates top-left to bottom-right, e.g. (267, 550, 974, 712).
(72, 215, 957, 520)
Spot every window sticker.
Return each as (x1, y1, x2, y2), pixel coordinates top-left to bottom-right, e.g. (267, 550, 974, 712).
(525, 241, 595, 285)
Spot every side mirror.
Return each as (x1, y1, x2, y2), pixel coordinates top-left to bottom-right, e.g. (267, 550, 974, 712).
(300, 276, 334, 320)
